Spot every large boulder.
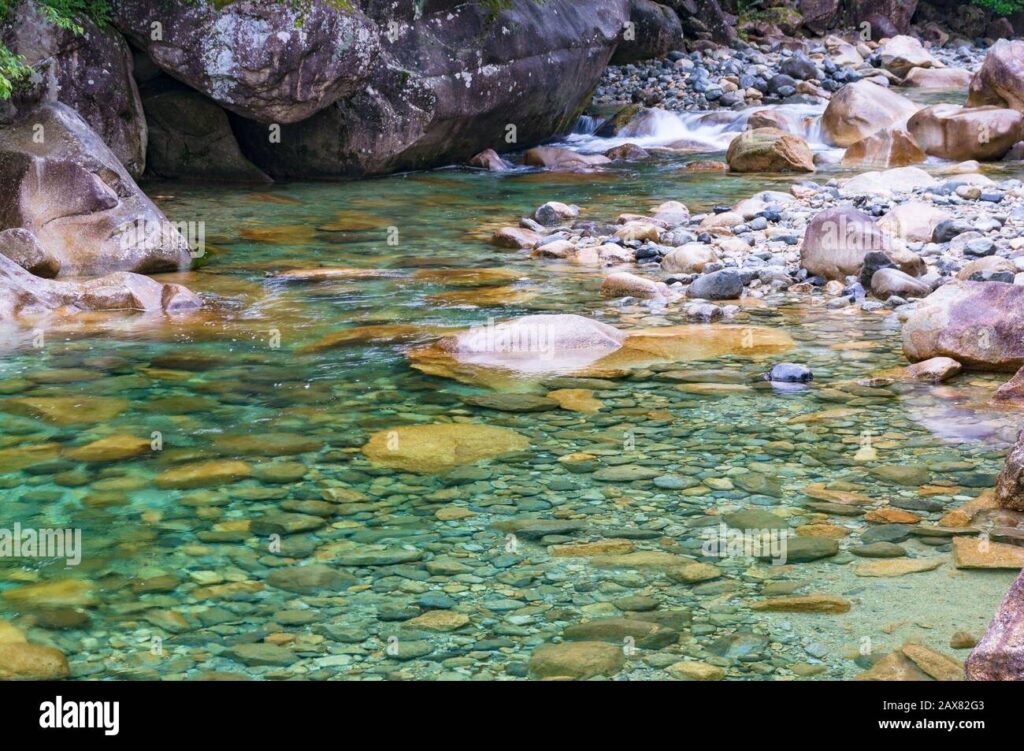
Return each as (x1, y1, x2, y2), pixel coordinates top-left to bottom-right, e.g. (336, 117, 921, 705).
(142, 84, 271, 183)
(907, 104, 1023, 162)
(799, 0, 841, 34)
(965, 569, 1024, 680)
(878, 201, 949, 243)
(0, 103, 192, 276)
(821, 81, 918, 147)
(801, 207, 916, 281)
(878, 35, 941, 77)
(969, 39, 1024, 113)
(233, 0, 629, 178)
(841, 127, 925, 168)
(611, 0, 682, 64)
(110, 0, 380, 124)
(0, 252, 200, 322)
(1, 0, 146, 177)
(849, 0, 918, 36)
(996, 430, 1024, 513)
(726, 128, 815, 173)
(902, 67, 973, 90)
(662, 0, 736, 43)
(902, 281, 1024, 371)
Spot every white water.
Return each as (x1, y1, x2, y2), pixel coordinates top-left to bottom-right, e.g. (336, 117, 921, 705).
(564, 105, 840, 158)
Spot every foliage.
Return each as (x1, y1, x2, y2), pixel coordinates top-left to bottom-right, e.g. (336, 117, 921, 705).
(972, 0, 1024, 15)
(0, 0, 110, 99)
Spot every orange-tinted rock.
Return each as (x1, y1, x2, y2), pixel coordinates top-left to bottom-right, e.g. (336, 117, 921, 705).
(726, 128, 815, 173)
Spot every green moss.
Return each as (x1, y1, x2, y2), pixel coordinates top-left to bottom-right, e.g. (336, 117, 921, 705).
(971, 0, 1024, 15)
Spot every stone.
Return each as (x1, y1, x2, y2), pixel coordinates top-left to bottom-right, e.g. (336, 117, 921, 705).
(600, 272, 669, 300)
(549, 540, 634, 557)
(851, 542, 907, 558)
(230, 643, 296, 667)
(463, 394, 559, 413)
(996, 429, 1024, 511)
(546, 388, 603, 413)
(855, 650, 932, 681)
(902, 281, 1024, 370)
(905, 357, 961, 383)
(405, 610, 470, 632)
(666, 661, 725, 681)
(2, 580, 96, 608)
(492, 228, 539, 249)
(854, 558, 943, 577)
(64, 435, 152, 463)
(2, 0, 145, 177)
(230, 1, 627, 177)
(995, 365, 1024, 402)
(0, 103, 191, 276)
(871, 268, 930, 299)
(908, 104, 1023, 162)
(726, 128, 815, 173)
(951, 631, 977, 650)
(0, 255, 201, 323)
(774, 537, 838, 563)
(839, 166, 937, 197)
(687, 269, 743, 300)
(661, 243, 718, 274)
(801, 207, 903, 281)
(611, 0, 683, 64)
(362, 423, 529, 474)
(667, 562, 722, 584)
(968, 39, 1024, 113)
(154, 460, 252, 490)
(877, 201, 949, 243)
(954, 536, 1024, 569)
(0, 642, 69, 679)
(523, 147, 612, 171)
(841, 127, 925, 168)
(902, 643, 963, 681)
(902, 67, 973, 90)
(266, 565, 354, 594)
(821, 81, 918, 148)
(527, 641, 625, 679)
(749, 594, 851, 613)
(878, 35, 940, 76)
(112, 0, 379, 124)
(142, 86, 271, 183)
(0, 228, 60, 277)
(563, 617, 677, 649)
(469, 149, 512, 171)
(966, 569, 1024, 679)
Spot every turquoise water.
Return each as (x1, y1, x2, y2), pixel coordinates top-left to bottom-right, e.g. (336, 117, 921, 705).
(0, 143, 1022, 680)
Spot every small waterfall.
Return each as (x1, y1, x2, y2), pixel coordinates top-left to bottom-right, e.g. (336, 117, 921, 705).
(563, 104, 835, 156)
(571, 114, 599, 135)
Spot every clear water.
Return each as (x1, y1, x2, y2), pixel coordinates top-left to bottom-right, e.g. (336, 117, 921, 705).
(1, 126, 1022, 681)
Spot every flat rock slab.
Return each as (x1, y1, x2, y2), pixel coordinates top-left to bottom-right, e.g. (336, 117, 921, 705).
(954, 536, 1024, 569)
(854, 558, 944, 577)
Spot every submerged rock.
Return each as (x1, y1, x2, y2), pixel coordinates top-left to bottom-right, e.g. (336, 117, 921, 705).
(528, 641, 625, 679)
(361, 423, 530, 474)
